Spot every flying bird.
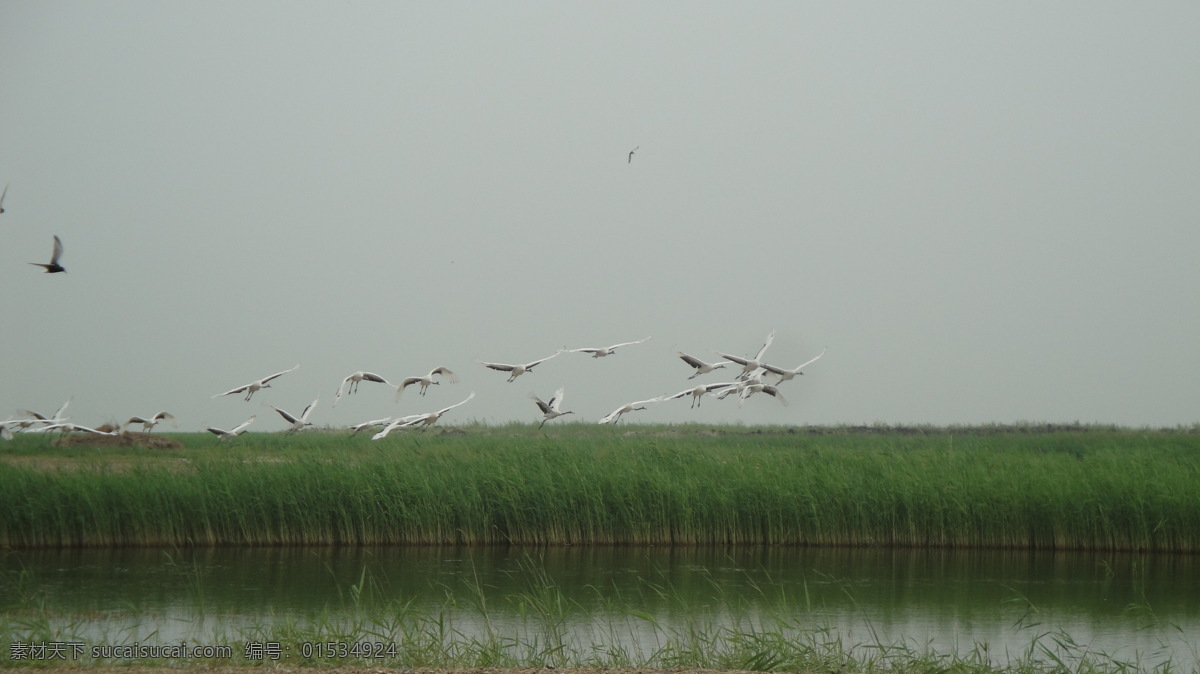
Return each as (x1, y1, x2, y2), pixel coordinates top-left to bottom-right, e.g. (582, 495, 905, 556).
(760, 347, 827, 384)
(628, 146, 639, 163)
(564, 337, 651, 358)
(206, 416, 256, 442)
(395, 367, 459, 400)
(373, 392, 475, 437)
(664, 381, 738, 409)
(532, 387, 573, 428)
(30, 235, 66, 273)
(368, 414, 427, 440)
(598, 396, 664, 424)
(718, 377, 788, 407)
(716, 330, 776, 380)
(0, 184, 7, 213)
(16, 398, 72, 427)
(270, 397, 319, 433)
(31, 422, 118, 437)
(349, 416, 394, 435)
(333, 371, 393, 406)
(479, 352, 560, 382)
(676, 352, 731, 380)
(212, 364, 299, 401)
(122, 412, 177, 434)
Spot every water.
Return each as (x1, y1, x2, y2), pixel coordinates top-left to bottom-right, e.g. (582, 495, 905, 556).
(3, 545, 1197, 669)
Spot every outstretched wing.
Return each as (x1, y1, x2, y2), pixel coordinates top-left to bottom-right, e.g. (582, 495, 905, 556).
(261, 364, 300, 385)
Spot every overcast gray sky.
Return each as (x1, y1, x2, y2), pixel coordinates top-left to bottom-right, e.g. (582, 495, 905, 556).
(3, 2, 1198, 432)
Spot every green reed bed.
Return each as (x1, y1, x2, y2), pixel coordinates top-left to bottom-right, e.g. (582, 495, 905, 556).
(1, 424, 1198, 549)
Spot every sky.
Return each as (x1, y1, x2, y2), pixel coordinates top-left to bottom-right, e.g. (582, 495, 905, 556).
(2, 2, 1198, 432)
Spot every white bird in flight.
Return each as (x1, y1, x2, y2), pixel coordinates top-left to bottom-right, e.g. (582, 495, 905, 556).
(270, 397, 319, 433)
(564, 336, 651, 358)
(479, 352, 560, 382)
(395, 367, 460, 400)
(30, 235, 66, 274)
(717, 377, 788, 407)
(664, 381, 738, 409)
(598, 395, 664, 424)
(716, 330, 775, 380)
(17, 398, 72, 426)
(373, 392, 475, 437)
(676, 352, 731, 380)
(212, 364, 299, 401)
(760, 347, 827, 384)
(122, 412, 177, 434)
(333, 371, 394, 406)
(349, 416, 393, 435)
(206, 416, 256, 442)
(31, 422, 118, 437)
(532, 387, 573, 428)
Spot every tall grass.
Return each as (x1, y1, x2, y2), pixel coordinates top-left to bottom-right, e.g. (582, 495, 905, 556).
(1, 424, 1198, 549)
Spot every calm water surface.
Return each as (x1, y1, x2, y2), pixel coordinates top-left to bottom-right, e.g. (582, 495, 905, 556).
(3, 546, 1197, 669)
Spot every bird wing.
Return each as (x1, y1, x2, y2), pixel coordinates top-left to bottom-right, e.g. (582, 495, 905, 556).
(598, 408, 622, 424)
(0, 183, 7, 208)
(548, 387, 566, 412)
(205, 426, 226, 436)
(429, 367, 458, 382)
(752, 330, 776, 362)
(677, 352, 707, 369)
(50, 236, 64, 265)
(565, 347, 601, 355)
(361, 372, 391, 385)
(212, 384, 250, 398)
(439, 391, 475, 415)
(716, 352, 752, 366)
(525, 352, 561, 368)
(271, 406, 298, 424)
(610, 336, 651, 350)
(480, 361, 515, 372)
(795, 347, 828, 371)
(261, 364, 300, 384)
(301, 398, 319, 421)
(230, 416, 257, 434)
(530, 394, 551, 415)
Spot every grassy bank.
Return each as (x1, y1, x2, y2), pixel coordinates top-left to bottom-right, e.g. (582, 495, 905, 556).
(1, 424, 1198, 549)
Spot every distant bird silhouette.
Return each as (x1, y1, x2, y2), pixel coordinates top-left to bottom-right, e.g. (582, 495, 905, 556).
(30, 235, 66, 273)
(0, 184, 8, 214)
(628, 146, 639, 163)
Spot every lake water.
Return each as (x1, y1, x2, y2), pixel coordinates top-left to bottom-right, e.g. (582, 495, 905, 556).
(3, 545, 1197, 669)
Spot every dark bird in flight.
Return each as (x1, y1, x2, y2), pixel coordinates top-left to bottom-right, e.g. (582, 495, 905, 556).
(628, 146, 639, 163)
(0, 184, 8, 213)
(30, 235, 66, 273)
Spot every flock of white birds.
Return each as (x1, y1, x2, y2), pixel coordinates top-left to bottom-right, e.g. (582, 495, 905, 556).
(1, 330, 825, 442)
